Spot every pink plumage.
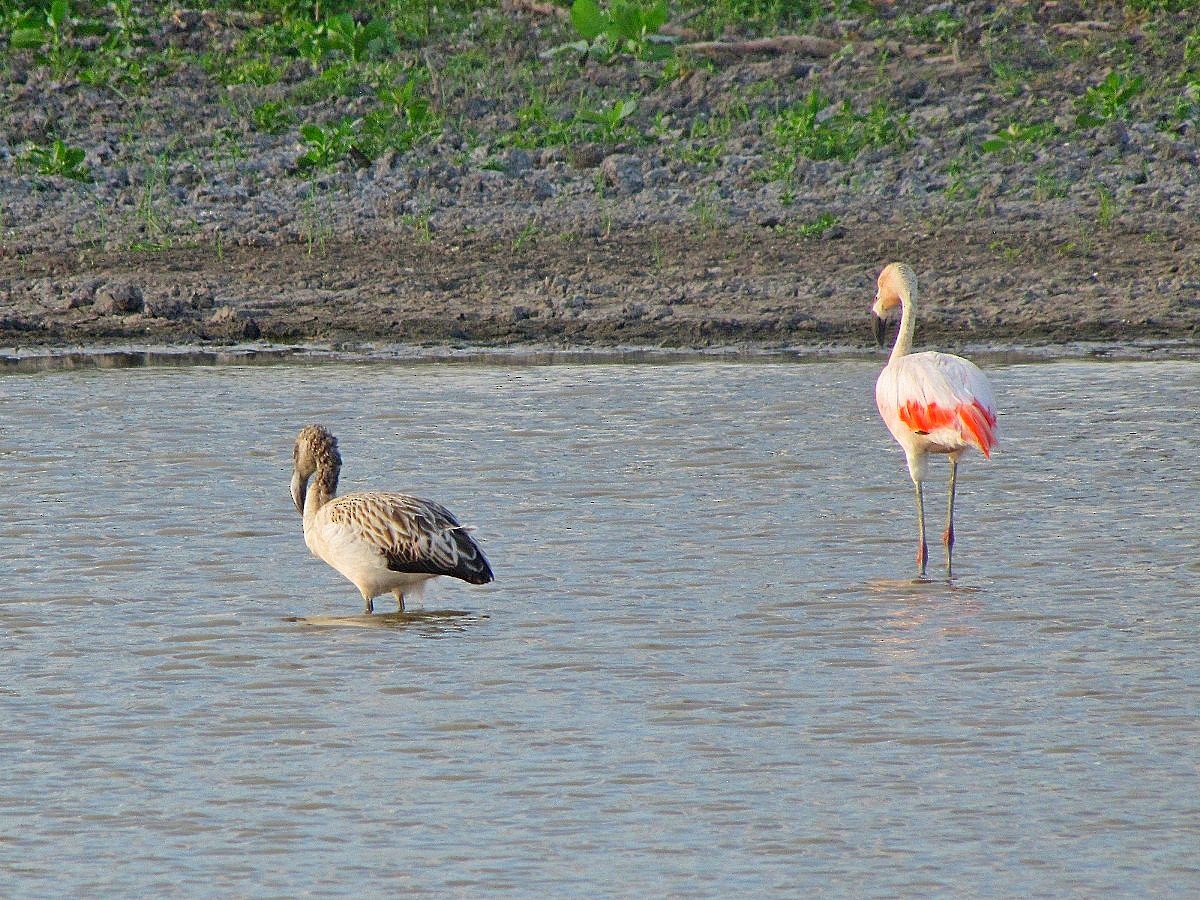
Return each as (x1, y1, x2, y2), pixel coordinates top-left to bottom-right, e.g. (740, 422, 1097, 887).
(871, 264, 998, 577)
(876, 350, 998, 459)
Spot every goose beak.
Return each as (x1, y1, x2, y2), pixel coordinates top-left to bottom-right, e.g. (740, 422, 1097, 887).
(872, 312, 887, 348)
(291, 469, 307, 514)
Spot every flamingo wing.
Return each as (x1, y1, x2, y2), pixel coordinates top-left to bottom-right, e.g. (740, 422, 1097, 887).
(877, 351, 998, 456)
(323, 491, 494, 584)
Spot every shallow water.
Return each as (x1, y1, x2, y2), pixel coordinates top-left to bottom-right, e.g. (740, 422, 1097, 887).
(1, 359, 1198, 895)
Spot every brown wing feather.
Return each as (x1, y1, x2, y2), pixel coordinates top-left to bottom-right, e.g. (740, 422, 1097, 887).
(326, 491, 493, 585)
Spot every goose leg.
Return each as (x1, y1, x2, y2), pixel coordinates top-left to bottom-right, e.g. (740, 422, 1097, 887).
(393, 591, 405, 612)
(914, 480, 928, 577)
(363, 595, 374, 615)
(944, 457, 958, 577)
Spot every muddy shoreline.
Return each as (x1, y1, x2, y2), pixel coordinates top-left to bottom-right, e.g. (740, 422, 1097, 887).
(2, 3, 1199, 353)
(5, 211, 1199, 353)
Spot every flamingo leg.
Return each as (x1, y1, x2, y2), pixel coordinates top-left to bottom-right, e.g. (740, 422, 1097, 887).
(944, 457, 958, 576)
(914, 480, 928, 577)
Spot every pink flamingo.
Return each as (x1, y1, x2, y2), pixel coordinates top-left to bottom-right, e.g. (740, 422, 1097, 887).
(871, 263, 998, 577)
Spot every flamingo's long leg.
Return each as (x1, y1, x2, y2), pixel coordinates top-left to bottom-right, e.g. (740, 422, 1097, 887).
(914, 480, 928, 577)
(944, 458, 958, 576)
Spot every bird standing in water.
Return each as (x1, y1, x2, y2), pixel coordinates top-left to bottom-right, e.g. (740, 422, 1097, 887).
(872, 263, 998, 577)
(290, 425, 493, 613)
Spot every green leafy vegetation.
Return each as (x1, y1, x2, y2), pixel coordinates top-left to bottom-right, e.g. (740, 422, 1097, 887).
(297, 76, 439, 168)
(791, 212, 838, 237)
(895, 10, 963, 44)
(981, 121, 1059, 155)
(1096, 184, 1117, 227)
(23, 138, 91, 180)
(576, 97, 638, 142)
(766, 89, 911, 174)
(497, 93, 643, 149)
(565, 0, 673, 61)
(1076, 71, 1145, 127)
(252, 100, 294, 134)
(682, 0, 871, 40)
(7, 0, 100, 75)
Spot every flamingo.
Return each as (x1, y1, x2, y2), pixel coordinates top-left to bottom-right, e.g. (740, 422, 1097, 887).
(290, 425, 493, 613)
(871, 263, 997, 577)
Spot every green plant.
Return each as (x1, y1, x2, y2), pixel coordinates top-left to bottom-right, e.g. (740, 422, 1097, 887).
(129, 154, 173, 251)
(317, 12, 391, 63)
(989, 61, 1033, 99)
(1185, 28, 1200, 69)
(683, 0, 871, 38)
(1076, 71, 1144, 126)
(252, 101, 294, 134)
(768, 89, 910, 173)
(8, 0, 101, 74)
(1097, 184, 1116, 227)
(511, 221, 540, 251)
(297, 80, 439, 168)
(300, 176, 334, 255)
(219, 57, 285, 87)
(1159, 79, 1200, 135)
(576, 97, 638, 142)
(793, 212, 838, 237)
(399, 211, 434, 243)
(981, 120, 1059, 155)
(24, 138, 91, 180)
(298, 119, 357, 167)
(690, 188, 723, 231)
(1033, 169, 1068, 200)
(896, 11, 963, 43)
(564, 0, 674, 61)
(377, 77, 434, 130)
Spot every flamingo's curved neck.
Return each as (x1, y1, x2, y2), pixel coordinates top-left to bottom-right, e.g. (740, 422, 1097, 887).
(890, 284, 917, 363)
(304, 463, 339, 524)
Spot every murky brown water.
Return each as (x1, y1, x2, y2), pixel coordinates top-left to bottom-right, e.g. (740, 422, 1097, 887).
(2, 359, 1198, 895)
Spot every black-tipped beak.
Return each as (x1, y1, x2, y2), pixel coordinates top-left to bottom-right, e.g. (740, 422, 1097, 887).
(291, 470, 307, 514)
(871, 312, 887, 348)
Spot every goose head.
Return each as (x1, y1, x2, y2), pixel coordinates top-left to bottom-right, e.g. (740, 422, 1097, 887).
(291, 424, 341, 514)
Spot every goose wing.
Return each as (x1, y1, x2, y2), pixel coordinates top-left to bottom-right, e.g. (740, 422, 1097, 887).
(325, 491, 494, 584)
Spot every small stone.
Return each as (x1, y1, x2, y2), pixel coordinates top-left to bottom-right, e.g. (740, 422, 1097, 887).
(505, 149, 533, 176)
(142, 293, 188, 319)
(94, 283, 144, 315)
(569, 144, 606, 169)
(600, 154, 644, 195)
(61, 278, 102, 309)
(373, 147, 397, 177)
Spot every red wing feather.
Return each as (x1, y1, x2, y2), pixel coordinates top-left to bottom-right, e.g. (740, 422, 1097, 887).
(898, 399, 996, 457)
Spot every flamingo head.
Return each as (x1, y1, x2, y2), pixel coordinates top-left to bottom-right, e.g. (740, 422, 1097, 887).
(871, 262, 916, 347)
(291, 424, 341, 514)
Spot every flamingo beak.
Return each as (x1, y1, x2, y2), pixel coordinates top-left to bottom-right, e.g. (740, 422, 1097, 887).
(871, 312, 887, 347)
(291, 469, 308, 514)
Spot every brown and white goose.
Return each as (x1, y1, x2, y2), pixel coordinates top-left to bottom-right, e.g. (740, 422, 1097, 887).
(290, 425, 493, 613)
